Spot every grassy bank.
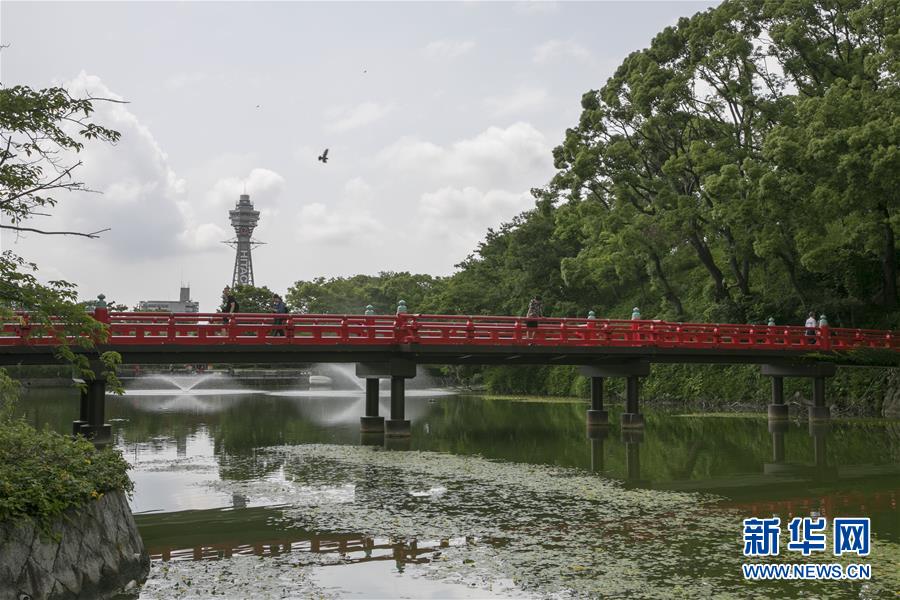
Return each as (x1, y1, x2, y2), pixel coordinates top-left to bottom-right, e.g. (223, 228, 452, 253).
(476, 364, 894, 416)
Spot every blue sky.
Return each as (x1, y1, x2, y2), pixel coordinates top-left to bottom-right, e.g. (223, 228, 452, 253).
(1, 1, 718, 311)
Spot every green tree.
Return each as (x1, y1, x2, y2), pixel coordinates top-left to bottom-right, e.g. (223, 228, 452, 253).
(287, 272, 445, 315)
(761, 0, 900, 319)
(0, 82, 122, 378)
(228, 284, 284, 313)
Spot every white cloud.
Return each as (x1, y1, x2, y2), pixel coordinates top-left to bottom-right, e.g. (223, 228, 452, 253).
(325, 102, 394, 133)
(375, 122, 551, 191)
(296, 203, 384, 244)
(206, 168, 286, 207)
(343, 177, 373, 202)
(164, 71, 210, 90)
(179, 222, 228, 251)
(484, 88, 550, 117)
(424, 40, 476, 59)
(515, 1, 560, 15)
(418, 186, 534, 250)
(533, 40, 591, 65)
(28, 71, 189, 259)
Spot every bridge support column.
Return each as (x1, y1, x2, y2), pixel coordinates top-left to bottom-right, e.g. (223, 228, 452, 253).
(772, 431, 785, 463)
(74, 368, 111, 445)
(763, 417, 790, 475)
(810, 377, 830, 421)
(809, 420, 835, 480)
(579, 361, 649, 430)
(587, 426, 608, 473)
(768, 376, 788, 420)
(360, 378, 384, 433)
(622, 430, 647, 487)
(586, 376, 608, 427)
(72, 384, 89, 436)
(621, 376, 644, 428)
(386, 376, 411, 438)
(762, 363, 835, 423)
(357, 361, 414, 438)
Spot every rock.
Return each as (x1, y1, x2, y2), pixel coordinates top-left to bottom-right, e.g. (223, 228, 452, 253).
(0, 490, 149, 599)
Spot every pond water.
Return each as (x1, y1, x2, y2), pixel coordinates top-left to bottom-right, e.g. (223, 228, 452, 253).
(14, 375, 900, 599)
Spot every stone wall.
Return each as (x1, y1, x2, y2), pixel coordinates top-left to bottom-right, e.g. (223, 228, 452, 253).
(0, 490, 149, 600)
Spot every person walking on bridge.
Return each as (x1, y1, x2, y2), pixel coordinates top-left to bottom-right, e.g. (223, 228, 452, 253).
(223, 292, 239, 325)
(805, 311, 817, 344)
(271, 295, 287, 336)
(525, 295, 543, 341)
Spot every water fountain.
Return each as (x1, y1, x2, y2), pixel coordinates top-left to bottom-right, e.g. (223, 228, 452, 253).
(311, 364, 365, 390)
(123, 372, 233, 393)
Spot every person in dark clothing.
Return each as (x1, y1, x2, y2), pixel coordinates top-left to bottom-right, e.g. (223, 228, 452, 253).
(271, 295, 287, 336)
(223, 294, 239, 325)
(525, 295, 543, 340)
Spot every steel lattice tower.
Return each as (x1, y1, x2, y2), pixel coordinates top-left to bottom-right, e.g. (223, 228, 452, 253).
(224, 193, 263, 287)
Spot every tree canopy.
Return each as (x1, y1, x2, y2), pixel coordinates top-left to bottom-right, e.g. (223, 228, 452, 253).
(288, 0, 899, 333)
(0, 81, 122, 376)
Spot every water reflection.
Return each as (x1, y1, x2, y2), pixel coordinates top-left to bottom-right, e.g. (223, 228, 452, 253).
(140, 502, 460, 565)
(12, 385, 900, 597)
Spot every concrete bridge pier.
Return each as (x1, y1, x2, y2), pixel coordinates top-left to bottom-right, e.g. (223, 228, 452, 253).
(768, 376, 787, 420)
(587, 426, 608, 473)
(357, 360, 415, 438)
(580, 361, 649, 429)
(761, 363, 836, 422)
(622, 429, 647, 487)
(360, 378, 385, 434)
(72, 363, 111, 445)
(763, 416, 790, 475)
(809, 420, 836, 480)
(387, 376, 410, 437)
(586, 377, 608, 427)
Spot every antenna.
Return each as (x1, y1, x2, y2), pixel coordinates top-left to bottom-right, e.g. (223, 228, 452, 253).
(223, 191, 262, 287)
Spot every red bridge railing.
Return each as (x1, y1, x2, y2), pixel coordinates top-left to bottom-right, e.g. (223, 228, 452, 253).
(1, 311, 898, 353)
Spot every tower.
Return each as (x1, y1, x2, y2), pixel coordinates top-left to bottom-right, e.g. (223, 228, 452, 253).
(224, 193, 264, 287)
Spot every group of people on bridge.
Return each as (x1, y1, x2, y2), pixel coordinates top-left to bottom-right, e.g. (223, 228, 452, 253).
(216, 286, 830, 335)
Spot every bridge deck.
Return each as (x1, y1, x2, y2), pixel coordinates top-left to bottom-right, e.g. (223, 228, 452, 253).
(1, 312, 897, 366)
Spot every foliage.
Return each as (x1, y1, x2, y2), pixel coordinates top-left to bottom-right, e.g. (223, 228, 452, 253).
(0, 368, 20, 423)
(282, 0, 898, 406)
(0, 417, 133, 534)
(0, 84, 120, 230)
(1, 81, 123, 382)
(287, 272, 446, 315)
(227, 284, 285, 314)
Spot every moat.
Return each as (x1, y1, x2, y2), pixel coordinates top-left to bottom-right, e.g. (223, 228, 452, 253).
(14, 376, 900, 599)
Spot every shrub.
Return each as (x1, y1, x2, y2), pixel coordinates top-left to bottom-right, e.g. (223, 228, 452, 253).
(0, 418, 133, 534)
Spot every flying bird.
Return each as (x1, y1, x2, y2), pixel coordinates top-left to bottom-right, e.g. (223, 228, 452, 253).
(318, 148, 329, 163)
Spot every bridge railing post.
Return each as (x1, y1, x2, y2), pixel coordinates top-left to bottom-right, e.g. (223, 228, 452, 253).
(819, 325, 831, 350)
(285, 317, 295, 341)
(404, 315, 417, 343)
(393, 315, 403, 343)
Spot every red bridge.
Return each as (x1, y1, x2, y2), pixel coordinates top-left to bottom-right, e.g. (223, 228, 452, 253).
(3, 309, 897, 357)
(2, 308, 897, 442)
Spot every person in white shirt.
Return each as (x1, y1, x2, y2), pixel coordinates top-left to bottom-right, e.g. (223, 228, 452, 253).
(805, 311, 817, 344)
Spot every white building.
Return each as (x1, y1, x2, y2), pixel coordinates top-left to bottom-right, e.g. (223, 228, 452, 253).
(138, 287, 199, 313)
